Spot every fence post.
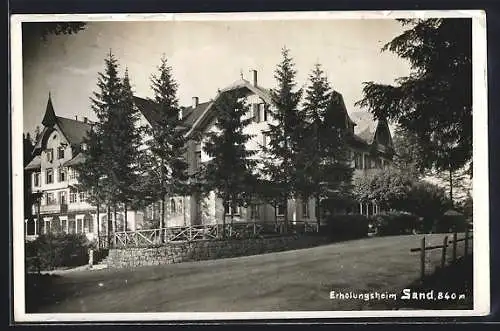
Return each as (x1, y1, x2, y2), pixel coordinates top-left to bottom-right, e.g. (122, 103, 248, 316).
(452, 232, 458, 262)
(420, 236, 426, 281)
(464, 226, 469, 256)
(441, 235, 448, 269)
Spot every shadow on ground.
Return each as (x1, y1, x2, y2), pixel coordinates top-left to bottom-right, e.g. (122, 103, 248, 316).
(392, 255, 474, 310)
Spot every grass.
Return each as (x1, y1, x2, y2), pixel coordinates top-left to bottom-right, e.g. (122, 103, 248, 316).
(25, 233, 472, 313)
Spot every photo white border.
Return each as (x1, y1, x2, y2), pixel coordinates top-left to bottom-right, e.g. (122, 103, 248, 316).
(10, 10, 489, 322)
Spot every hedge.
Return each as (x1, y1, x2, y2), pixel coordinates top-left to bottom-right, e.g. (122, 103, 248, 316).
(370, 211, 420, 236)
(323, 214, 369, 240)
(25, 233, 90, 272)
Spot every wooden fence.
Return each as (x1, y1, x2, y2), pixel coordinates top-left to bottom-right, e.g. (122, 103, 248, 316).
(410, 227, 473, 281)
(99, 220, 319, 248)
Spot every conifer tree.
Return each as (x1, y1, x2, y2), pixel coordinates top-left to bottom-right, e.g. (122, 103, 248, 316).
(114, 68, 143, 227)
(203, 90, 257, 237)
(302, 64, 354, 225)
(142, 56, 189, 234)
(76, 51, 123, 243)
(262, 47, 304, 233)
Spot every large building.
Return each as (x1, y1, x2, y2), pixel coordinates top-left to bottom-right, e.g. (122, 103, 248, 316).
(24, 70, 394, 239)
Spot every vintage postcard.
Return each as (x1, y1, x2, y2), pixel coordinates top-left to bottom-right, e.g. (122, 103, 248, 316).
(10, 10, 489, 322)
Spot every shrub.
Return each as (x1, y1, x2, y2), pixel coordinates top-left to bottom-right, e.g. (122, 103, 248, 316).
(371, 211, 420, 236)
(25, 233, 90, 272)
(323, 214, 369, 240)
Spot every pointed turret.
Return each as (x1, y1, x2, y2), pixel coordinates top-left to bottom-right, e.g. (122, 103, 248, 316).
(41, 92, 57, 127)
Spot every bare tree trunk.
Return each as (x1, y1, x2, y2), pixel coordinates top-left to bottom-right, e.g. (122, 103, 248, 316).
(449, 167, 454, 206)
(107, 204, 111, 246)
(160, 195, 165, 242)
(222, 198, 227, 239)
(96, 201, 100, 248)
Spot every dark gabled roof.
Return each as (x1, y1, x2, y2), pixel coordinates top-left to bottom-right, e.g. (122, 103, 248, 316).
(64, 152, 86, 167)
(133, 96, 162, 127)
(133, 95, 211, 129)
(182, 101, 212, 127)
(24, 155, 41, 170)
(56, 116, 92, 146)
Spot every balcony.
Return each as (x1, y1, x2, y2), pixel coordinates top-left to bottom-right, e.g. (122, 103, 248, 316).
(39, 203, 68, 215)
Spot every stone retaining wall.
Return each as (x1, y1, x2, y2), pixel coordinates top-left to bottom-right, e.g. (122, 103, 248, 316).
(105, 235, 331, 268)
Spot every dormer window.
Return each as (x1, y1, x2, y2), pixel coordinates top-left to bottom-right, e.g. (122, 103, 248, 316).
(81, 143, 88, 151)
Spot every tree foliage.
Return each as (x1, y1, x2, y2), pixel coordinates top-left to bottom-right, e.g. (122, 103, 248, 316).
(141, 55, 189, 227)
(262, 47, 304, 230)
(301, 64, 354, 219)
(202, 90, 257, 230)
(356, 18, 472, 175)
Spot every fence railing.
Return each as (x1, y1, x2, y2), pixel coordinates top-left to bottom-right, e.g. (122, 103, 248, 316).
(105, 220, 319, 248)
(410, 227, 473, 281)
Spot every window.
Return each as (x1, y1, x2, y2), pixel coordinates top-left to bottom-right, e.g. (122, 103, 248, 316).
(224, 201, 240, 216)
(33, 172, 40, 187)
(250, 204, 260, 219)
(58, 147, 65, 159)
(262, 133, 267, 148)
(364, 155, 371, 169)
(195, 151, 202, 169)
(253, 103, 260, 122)
(79, 191, 86, 203)
(262, 104, 268, 122)
(170, 199, 176, 213)
(276, 202, 286, 216)
(46, 149, 53, 163)
(46, 169, 53, 184)
(302, 200, 309, 218)
(354, 153, 363, 169)
(58, 168, 66, 182)
(69, 190, 77, 203)
(69, 168, 77, 180)
(59, 191, 67, 205)
(46, 192, 55, 205)
(81, 143, 88, 151)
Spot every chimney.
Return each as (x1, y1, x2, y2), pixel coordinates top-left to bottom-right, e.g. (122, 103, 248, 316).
(252, 69, 258, 87)
(83, 117, 88, 123)
(192, 96, 199, 108)
(75, 115, 78, 121)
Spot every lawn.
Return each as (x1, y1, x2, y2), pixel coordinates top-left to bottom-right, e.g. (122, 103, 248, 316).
(25, 233, 472, 313)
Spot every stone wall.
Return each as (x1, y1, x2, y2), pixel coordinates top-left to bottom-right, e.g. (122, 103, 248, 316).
(104, 235, 331, 269)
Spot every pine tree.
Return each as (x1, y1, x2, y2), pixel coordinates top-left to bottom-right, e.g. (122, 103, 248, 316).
(262, 47, 304, 233)
(203, 90, 257, 237)
(142, 56, 189, 235)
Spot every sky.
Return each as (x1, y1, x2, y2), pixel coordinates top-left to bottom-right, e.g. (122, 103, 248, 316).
(22, 18, 412, 135)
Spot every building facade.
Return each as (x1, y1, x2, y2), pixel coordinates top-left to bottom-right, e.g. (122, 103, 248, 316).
(24, 70, 394, 240)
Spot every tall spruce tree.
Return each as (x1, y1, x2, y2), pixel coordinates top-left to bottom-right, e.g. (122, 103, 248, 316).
(302, 64, 332, 223)
(115, 68, 143, 228)
(203, 90, 257, 237)
(262, 47, 304, 233)
(143, 56, 189, 233)
(77, 51, 123, 243)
